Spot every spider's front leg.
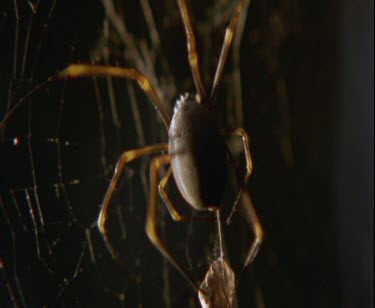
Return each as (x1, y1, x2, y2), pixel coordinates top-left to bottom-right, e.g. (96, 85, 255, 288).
(59, 64, 171, 129)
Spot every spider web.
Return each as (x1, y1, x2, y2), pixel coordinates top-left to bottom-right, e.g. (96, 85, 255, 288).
(0, 1, 260, 307)
(1, 0, 361, 307)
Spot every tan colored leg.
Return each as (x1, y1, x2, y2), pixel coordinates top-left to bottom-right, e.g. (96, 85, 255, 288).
(58, 64, 171, 129)
(210, 0, 248, 106)
(159, 167, 215, 222)
(158, 166, 185, 221)
(97, 143, 168, 278)
(238, 189, 263, 279)
(226, 127, 253, 224)
(146, 154, 199, 292)
(233, 127, 253, 183)
(176, 0, 207, 101)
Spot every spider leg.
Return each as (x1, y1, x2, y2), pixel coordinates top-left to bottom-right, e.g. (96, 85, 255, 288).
(226, 127, 253, 224)
(237, 189, 263, 280)
(59, 64, 171, 129)
(159, 167, 185, 221)
(233, 127, 253, 183)
(177, 0, 207, 101)
(97, 143, 168, 278)
(146, 154, 200, 292)
(159, 167, 215, 222)
(210, 0, 249, 107)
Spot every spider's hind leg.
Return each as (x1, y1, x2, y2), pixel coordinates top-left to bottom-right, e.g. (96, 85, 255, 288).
(236, 189, 263, 282)
(146, 154, 200, 292)
(97, 143, 168, 279)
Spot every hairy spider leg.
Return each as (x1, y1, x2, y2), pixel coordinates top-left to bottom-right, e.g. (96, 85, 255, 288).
(211, 0, 249, 108)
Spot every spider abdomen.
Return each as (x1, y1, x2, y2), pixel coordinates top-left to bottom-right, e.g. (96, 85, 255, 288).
(169, 96, 227, 211)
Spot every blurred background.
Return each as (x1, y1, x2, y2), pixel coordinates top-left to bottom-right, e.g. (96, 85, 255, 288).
(0, 0, 373, 307)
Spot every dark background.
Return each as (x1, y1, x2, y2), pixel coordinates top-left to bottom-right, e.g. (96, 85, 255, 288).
(0, 0, 373, 307)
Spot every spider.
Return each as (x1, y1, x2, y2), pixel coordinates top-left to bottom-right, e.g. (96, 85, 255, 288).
(1, 0, 263, 306)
